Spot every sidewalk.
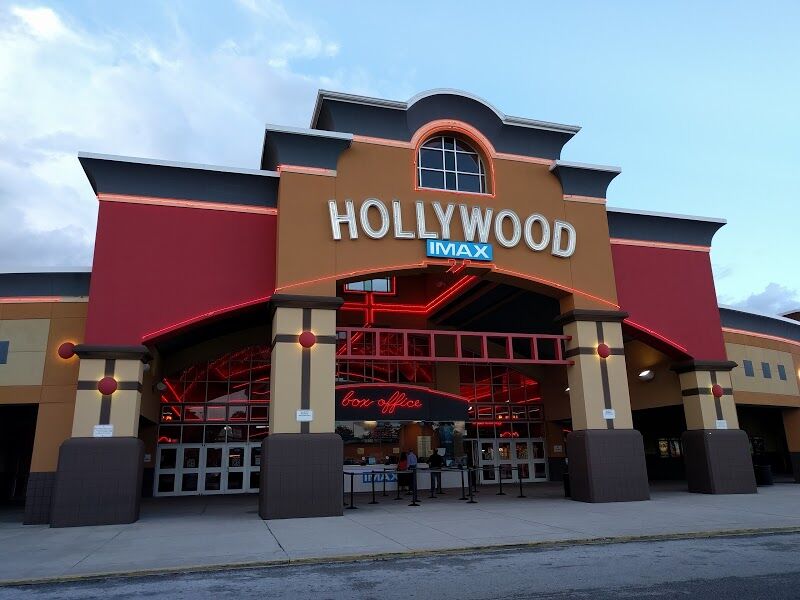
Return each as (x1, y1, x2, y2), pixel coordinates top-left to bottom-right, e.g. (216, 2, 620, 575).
(2, 482, 800, 584)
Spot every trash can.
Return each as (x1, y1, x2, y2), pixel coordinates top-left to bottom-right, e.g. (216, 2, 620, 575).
(563, 466, 571, 498)
(754, 464, 773, 486)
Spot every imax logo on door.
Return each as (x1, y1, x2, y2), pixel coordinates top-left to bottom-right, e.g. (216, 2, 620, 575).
(426, 239, 493, 261)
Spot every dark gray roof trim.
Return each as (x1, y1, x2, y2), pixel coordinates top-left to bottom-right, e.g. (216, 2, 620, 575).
(607, 207, 726, 247)
(719, 306, 800, 343)
(0, 271, 91, 298)
(311, 89, 579, 161)
(79, 153, 279, 209)
(549, 160, 621, 199)
(260, 125, 352, 171)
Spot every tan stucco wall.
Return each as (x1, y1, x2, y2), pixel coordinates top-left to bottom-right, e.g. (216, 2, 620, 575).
(0, 301, 86, 473)
(726, 342, 800, 397)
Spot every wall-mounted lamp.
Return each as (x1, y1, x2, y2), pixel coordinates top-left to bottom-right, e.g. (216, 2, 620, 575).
(638, 369, 655, 382)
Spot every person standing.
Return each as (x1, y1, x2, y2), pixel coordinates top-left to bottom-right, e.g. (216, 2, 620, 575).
(428, 449, 444, 493)
(406, 449, 418, 496)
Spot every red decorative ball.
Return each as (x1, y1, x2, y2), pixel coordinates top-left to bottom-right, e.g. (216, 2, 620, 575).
(711, 384, 724, 398)
(98, 376, 118, 395)
(298, 331, 317, 348)
(597, 343, 611, 359)
(57, 342, 76, 359)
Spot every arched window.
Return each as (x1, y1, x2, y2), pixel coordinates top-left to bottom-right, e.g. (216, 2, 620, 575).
(417, 135, 488, 194)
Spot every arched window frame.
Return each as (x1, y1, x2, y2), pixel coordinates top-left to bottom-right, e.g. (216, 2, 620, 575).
(415, 132, 493, 196)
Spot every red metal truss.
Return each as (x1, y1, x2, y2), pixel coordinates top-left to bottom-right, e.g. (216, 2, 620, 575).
(336, 327, 571, 365)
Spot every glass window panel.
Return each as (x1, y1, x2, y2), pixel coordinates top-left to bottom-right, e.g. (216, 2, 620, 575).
(250, 406, 269, 421)
(532, 441, 545, 459)
(184, 405, 205, 421)
(207, 405, 226, 421)
(511, 406, 527, 421)
(459, 364, 475, 384)
(456, 152, 480, 173)
(529, 422, 544, 438)
(419, 169, 445, 189)
(204, 473, 221, 491)
(482, 466, 496, 481)
(229, 405, 247, 421)
(517, 463, 530, 479)
(455, 139, 474, 152)
(161, 378, 183, 402)
(228, 447, 245, 468)
(516, 442, 529, 460)
(206, 358, 230, 382)
(458, 174, 482, 193)
(534, 462, 546, 478)
(206, 381, 230, 403)
(778, 364, 787, 381)
(423, 137, 443, 149)
(158, 426, 180, 444)
(420, 148, 444, 169)
(528, 405, 544, 421)
(183, 447, 200, 469)
(205, 447, 223, 468)
(228, 472, 244, 490)
(249, 472, 261, 490)
(227, 425, 247, 442)
(444, 150, 456, 170)
(498, 442, 511, 460)
(443, 137, 455, 150)
(205, 425, 227, 443)
(159, 448, 177, 469)
(513, 423, 530, 438)
(743, 360, 754, 377)
(497, 422, 515, 438)
(182, 381, 206, 404)
(445, 172, 457, 190)
(161, 405, 180, 423)
(495, 406, 510, 421)
(157, 474, 175, 493)
(499, 463, 513, 479)
(249, 425, 269, 442)
(229, 360, 252, 382)
(181, 473, 198, 492)
(762, 362, 771, 378)
(249, 382, 270, 403)
(480, 442, 495, 460)
(182, 426, 204, 443)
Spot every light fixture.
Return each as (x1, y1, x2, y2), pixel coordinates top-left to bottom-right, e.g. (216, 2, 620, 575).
(155, 381, 167, 392)
(564, 387, 570, 393)
(638, 369, 655, 382)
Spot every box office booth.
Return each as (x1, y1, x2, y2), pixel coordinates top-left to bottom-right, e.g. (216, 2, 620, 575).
(2, 89, 799, 526)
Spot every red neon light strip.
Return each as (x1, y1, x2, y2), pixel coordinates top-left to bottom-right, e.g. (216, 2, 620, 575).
(623, 318, 690, 354)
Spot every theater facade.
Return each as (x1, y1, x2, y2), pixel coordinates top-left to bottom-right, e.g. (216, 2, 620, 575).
(2, 89, 800, 526)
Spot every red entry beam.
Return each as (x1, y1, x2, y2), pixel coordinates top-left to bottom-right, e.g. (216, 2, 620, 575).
(336, 327, 571, 365)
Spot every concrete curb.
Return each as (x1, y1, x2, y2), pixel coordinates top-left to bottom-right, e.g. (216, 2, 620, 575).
(4, 525, 800, 587)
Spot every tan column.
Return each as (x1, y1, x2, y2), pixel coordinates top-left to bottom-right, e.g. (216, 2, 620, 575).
(72, 346, 150, 438)
(559, 310, 634, 430)
(269, 295, 342, 435)
(673, 362, 739, 431)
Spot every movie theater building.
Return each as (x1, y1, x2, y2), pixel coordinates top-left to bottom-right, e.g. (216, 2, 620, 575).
(2, 89, 800, 527)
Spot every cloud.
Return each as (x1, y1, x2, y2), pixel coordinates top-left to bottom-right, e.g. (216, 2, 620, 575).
(729, 283, 800, 316)
(0, 2, 362, 270)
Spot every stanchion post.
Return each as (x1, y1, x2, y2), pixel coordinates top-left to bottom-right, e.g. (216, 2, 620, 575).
(346, 472, 358, 510)
(395, 469, 402, 500)
(467, 467, 477, 503)
(497, 466, 506, 496)
(429, 469, 436, 499)
(409, 468, 420, 507)
(517, 466, 526, 498)
(382, 468, 388, 497)
(459, 467, 467, 500)
(369, 471, 378, 504)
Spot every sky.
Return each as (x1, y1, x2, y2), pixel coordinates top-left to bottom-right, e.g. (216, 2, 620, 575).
(0, 0, 798, 315)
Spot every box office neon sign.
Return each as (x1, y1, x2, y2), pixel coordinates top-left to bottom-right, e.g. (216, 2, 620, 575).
(336, 384, 470, 421)
(328, 199, 576, 258)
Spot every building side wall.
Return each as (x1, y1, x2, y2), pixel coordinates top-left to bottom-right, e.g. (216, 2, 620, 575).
(611, 243, 727, 360)
(85, 200, 277, 345)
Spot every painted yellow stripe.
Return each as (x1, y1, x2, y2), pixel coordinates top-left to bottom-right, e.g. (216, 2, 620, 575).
(97, 193, 278, 215)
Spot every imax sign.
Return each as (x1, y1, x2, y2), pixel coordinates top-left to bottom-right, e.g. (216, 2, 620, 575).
(426, 240, 493, 261)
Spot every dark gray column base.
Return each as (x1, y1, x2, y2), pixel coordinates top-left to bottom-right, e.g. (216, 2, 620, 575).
(682, 429, 757, 494)
(50, 437, 144, 528)
(259, 433, 343, 520)
(566, 429, 650, 502)
(790, 452, 800, 483)
(23, 472, 56, 525)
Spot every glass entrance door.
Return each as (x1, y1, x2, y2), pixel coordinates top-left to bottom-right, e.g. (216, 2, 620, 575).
(476, 439, 548, 484)
(154, 442, 262, 496)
